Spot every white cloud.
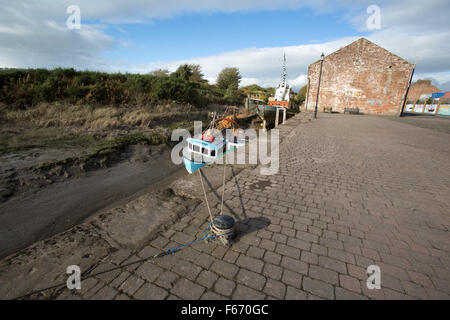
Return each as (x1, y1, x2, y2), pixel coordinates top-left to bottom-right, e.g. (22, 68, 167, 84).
(127, 37, 358, 90)
(0, 2, 115, 70)
(1, 0, 449, 91)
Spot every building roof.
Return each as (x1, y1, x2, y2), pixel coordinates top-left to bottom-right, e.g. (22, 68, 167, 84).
(309, 38, 412, 68)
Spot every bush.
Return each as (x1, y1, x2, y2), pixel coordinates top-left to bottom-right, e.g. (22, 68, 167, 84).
(0, 67, 245, 109)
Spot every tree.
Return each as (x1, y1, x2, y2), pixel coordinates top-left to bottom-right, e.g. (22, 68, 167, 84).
(149, 69, 169, 77)
(295, 84, 307, 105)
(173, 64, 204, 82)
(216, 67, 241, 90)
(188, 64, 204, 82)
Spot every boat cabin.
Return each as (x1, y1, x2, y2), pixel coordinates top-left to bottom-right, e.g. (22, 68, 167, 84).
(186, 135, 227, 161)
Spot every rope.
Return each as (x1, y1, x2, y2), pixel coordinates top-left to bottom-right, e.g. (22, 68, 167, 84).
(12, 223, 231, 300)
(198, 168, 214, 223)
(220, 153, 226, 215)
(198, 163, 234, 246)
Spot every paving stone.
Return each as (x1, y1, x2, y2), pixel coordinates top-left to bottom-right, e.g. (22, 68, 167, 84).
(155, 270, 179, 289)
(424, 287, 450, 300)
(236, 269, 266, 291)
(276, 244, 301, 259)
(171, 278, 205, 300)
(309, 265, 339, 285)
(272, 233, 288, 244)
(119, 274, 145, 296)
(311, 243, 328, 256)
(171, 260, 202, 281)
(260, 239, 276, 251)
(236, 255, 264, 273)
(263, 263, 283, 281)
(384, 288, 414, 300)
(285, 286, 307, 300)
(264, 279, 286, 299)
(296, 231, 319, 243)
(320, 237, 344, 250)
(201, 291, 229, 300)
(232, 284, 265, 300)
(211, 246, 229, 259)
(335, 287, 367, 300)
(214, 277, 236, 296)
(137, 246, 159, 259)
(210, 260, 239, 279)
(381, 273, 405, 293)
(121, 255, 142, 272)
(339, 274, 362, 293)
(301, 251, 318, 265)
(287, 237, 312, 251)
(407, 271, 434, 288)
(192, 252, 216, 269)
(110, 271, 131, 288)
(328, 248, 356, 265)
(281, 269, 302, 288)
(196, 270, 219, 289)
(281, 256, 308, 275)
(223, 250, 239, 264)
(79, 277, 100, 295)
(90, 285, 118, 300)
(133, 283, 168, 300)
(56, 290, 82, 300)
(360, 281, 386, 300)
(263, 251, 282, 265)
(247, 246, 265, 259)
(318, 256, 347, 274)
(135, 261, 164, 283)
(110, 248, 133, 264)
(401, 280, 429, 299)
(302, 277, 334, 300)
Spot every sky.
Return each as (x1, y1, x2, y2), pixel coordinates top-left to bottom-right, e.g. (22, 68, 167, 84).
(1, 0, 450, 91)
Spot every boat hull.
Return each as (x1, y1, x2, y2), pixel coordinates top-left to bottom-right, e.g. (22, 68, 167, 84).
(183, 157, 207, 174)
(183, 145, 237, 174)
(255, 104, 278, 118)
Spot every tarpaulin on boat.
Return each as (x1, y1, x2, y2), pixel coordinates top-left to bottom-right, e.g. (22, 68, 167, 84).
(432, 92, 445, 98)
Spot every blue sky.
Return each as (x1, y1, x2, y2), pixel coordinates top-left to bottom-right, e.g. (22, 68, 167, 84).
(1, 0, 450, 90)
(103, 8, 359, 64)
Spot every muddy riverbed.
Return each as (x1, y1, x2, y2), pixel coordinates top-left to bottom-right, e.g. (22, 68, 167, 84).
(0, 144, 184, 259)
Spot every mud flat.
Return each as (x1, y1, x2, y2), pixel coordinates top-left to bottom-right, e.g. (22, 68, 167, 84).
(0, 159, 246, 300)
(0, 144, 183, 259)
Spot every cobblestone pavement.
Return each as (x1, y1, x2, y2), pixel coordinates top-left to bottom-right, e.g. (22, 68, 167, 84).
(53, 113, 450, 299)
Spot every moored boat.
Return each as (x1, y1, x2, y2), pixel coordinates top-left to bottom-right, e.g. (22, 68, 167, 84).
(182, 110, 246, 174)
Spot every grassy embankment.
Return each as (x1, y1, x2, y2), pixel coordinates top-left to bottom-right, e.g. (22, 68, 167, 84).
(0, 67, 243, 170)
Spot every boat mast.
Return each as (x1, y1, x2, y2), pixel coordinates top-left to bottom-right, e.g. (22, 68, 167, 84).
(282, 53, 287, 87)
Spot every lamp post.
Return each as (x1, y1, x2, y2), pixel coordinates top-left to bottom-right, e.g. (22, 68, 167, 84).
(314, 52, 325, 119)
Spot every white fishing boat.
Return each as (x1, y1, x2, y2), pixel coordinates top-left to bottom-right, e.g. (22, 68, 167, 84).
(183, 111, 246, 174)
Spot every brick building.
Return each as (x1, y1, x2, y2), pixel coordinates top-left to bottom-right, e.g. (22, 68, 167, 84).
(305, 38, 413, 116)
(407, 79, 441, 102)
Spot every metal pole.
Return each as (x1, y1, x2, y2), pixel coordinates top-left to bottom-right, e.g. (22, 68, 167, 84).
(314, 53, 325, 119)
(275, 107, 280, 127)
(400, 58, 417, 117)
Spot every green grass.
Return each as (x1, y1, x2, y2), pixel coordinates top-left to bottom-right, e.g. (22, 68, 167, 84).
(0, 128, 97, 155)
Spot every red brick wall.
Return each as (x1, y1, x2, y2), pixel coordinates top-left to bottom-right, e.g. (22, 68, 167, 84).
(407, 80, 441, 102)
(306, 38, 412, 116)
